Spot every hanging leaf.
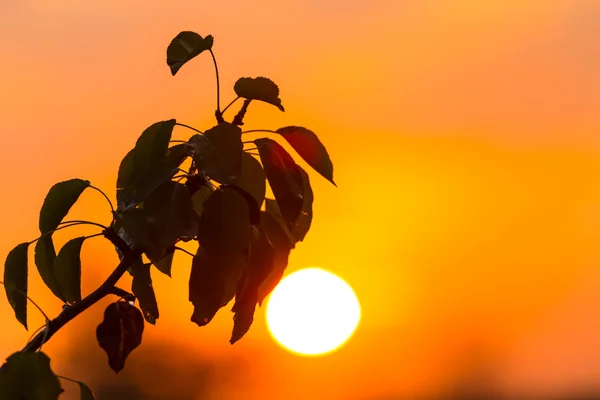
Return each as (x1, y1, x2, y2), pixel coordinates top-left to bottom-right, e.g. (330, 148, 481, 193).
(166, 31, 214, 76)
(289, 167, 314, 242)
(275, 126, 335, 185)
(255, 138, 303, 224)
(263, 199, 296, 247)
(188, 122, 243, 184)
(96, 301, 144, 374)
(198, 186, 252, 257)
(0, 351, 63, 400)
(153, 248, 174, 277)
(257, 211, 293, 305)
(231, 227, 275, 343)
(39, 179, 90, 234)
(189, 248, 246, 327)
(234, 77, 284, 111)
(130, 262, 159, 324)
(3, 242, 29, 330)
(34, 235, 63, 301)
(233, 152, 266, 210)
(144, 181, 197, 247)
(54, 237, 86, 304)
(191, 185, 213, 218)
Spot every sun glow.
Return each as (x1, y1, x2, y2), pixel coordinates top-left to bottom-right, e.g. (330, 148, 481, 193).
(265, 268, 361, 356)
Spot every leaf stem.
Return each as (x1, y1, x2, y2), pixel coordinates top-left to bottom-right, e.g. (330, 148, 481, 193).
(209, 49, 222, 123)
(175, 123, 203, 135)
(174, 246, 195, 258)
(242, 129, 277, 135)
(89, 185, 116, 216)
(22, 247, 142, 353)
(221, 97, 240, 115)
(28, 222, 83, 245)
(232, 99, 252, 126)
(170, 140, 187, 144)
(60, 220, 109, 231)
(0, 281, 51, 322)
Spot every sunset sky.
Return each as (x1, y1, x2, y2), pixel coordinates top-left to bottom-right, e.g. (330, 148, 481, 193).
(1, 0, 599, 399)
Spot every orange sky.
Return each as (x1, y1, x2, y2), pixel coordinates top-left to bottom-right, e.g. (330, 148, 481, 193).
(1, 1, 599, 399)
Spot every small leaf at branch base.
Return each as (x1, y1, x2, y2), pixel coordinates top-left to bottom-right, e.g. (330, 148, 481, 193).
(54, 237, 86, 304)
(188, 122, 243, 184)
(76, 380, 96, 400)
(131, 261, 159, 325)
(3, 242, 29, 330)
(166, 31, 214, 76)
(39, 179, 90, 234)
(255, 138, 304, 224)
(275, 126, 335, 185)
(234, 77, 285, 111)
(34, 235, 64, 302)
(96, 301, 145, 374)
(0, 351, 63, 400)
(191, 185, 214, 218)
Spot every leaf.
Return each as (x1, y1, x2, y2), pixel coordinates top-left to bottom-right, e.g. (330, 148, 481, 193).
(3, 243, 29, 330)
(39, 179, 90, 234)
(189, 248, 246, 327)
(132, 120, 176, 173)
(289, 167, 314, 243)
(0, 351, 63, 400)
(96, 301, 145, 373)
(257, 212, 292, 305)
(198, 186, 252, 257)
(123, 143, 189, 206)
(255, 138, 304, 224)
(34, 235, 63, 301)
(233, 152, 266, 210)
(153, 248, 174, 277)
(188, 122, 243, 184)
(234, 77, 284, 112)
(275, 126, 335, 185)
(144, 181, 197, 247)
(191, 185, 213, 218)
(166, 31, 214, 76)
(54, 237, 85, 304)
(231, 227, 275, 344)
(75, 380, 95, 400)
(130, 262, 159, 324)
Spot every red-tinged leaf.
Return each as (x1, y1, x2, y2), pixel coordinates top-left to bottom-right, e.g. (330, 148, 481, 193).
(96, 301, 144, 373)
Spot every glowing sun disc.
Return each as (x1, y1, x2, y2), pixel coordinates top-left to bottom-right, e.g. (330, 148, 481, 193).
(265, 268, 361, 356)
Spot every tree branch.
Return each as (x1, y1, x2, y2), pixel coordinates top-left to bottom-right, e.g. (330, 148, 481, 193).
(232, 99, 252, 126)
(22, 246, 142, 353)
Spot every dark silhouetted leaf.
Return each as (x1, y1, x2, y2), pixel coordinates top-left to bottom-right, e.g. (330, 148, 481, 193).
(255, 138, 303, 224)
(188, 123, 243, 184)
(289, 167, 314, 242)
(276, 126, 335, 185)
(116, 209, 152, 251)
(166, 31, 214, 76)
(190, 186, 252, 326)
(185, 174, 211, 197)
(263, 199, 296, 247)
(132, 120, 176, 173)
(153, 248, 174, 277)
(0, 351, 63, 400)
(191, 185, 213, 218)
(34, 235, 63, 301)
(3, 242, 29, 330)
(96, 301, 144, 373)
(54, 237, 85, 304)
(231, 227, 275, 343)
(130, 262, 159, 324)
(144, 181, 197, 248)
(233, 152, 266, 209)
(198, 186, 252, 257)
(234, 77, 284, 111)
(257, 212, 293, 305)
(75, 380, 95, 400)
(189, 248, 246, 327)
(39, 179, 90, 234)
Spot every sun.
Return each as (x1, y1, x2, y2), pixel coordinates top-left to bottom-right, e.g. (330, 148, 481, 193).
(265, 268, 361, 356)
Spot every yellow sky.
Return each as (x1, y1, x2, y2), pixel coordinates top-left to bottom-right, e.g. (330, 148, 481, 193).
(1, 1, 599, 399)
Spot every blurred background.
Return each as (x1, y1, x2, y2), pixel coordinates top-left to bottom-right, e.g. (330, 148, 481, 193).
(1, 0, 599, 399)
